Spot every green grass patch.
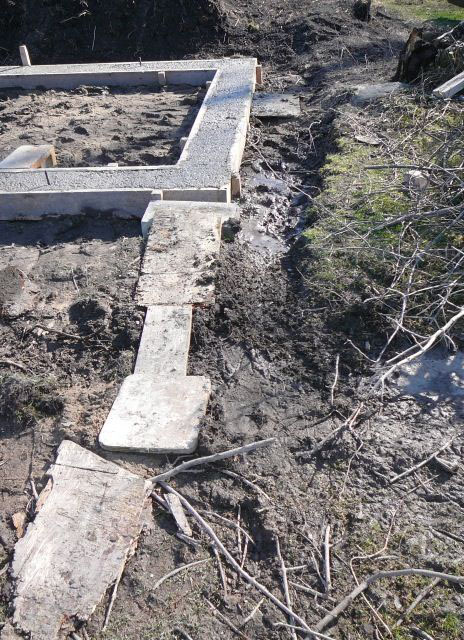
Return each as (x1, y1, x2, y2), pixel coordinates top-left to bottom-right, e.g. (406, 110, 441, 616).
(375, 0, 464, 26)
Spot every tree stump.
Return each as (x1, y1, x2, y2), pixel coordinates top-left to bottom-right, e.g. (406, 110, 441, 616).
(353, 0, 371, 22)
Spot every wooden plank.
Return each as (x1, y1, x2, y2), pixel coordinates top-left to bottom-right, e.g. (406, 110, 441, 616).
(433, 70, 464, 99)
(8, 441, 150, 640)
(134, 305, 192, 376)
(98, 374, 211, 454)
(252, 93, 300, 118)
(136, 207, 222, 306)
(0, 145, 56, 169)
(165, 493, 193, 537)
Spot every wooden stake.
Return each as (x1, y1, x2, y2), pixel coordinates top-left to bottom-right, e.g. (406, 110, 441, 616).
(19, 45, 31, 66)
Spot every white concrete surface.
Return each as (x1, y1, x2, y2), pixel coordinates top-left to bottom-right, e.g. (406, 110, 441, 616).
(98, 374, 211, 453)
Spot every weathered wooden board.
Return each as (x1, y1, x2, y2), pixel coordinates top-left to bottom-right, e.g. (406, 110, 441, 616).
(98, 374, 211, 454)
(7, 441, 150, 640)
(136, 207, 222, 306)
(433, 70, 464, 99)
(0, 144, 56, 169)
(134, 305, 193, 376)
(252, 93, 300, 118)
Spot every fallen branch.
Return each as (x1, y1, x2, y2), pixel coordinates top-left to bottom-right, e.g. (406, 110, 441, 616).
(315, 568, 464, 632)
(411, 628, 435, 640)
(158, 481, 334, 640)
(368, 206, 460, 234)
(150, 438, 276, 483)
(0, 359, 28, 372)
(390, 437, 457, 484)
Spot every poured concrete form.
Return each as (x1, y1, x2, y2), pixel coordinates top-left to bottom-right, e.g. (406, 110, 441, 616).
(0, 58, 257, 215)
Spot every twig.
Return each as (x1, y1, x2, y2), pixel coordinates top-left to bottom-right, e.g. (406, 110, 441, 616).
(200, 510, 255, 544)
(392, 578, 440, 629)
(150, 438, 275, 483)
(0, 359, 28, 372)
(102, 565, 124, 632)
(213, 546, 228, 597)
(315, 569, 464, 632)
(152, 558, 210, 592)
(296, 405, 363, 459)
(205, 598, 250, 639)
(390, 437, 457, 484)
(432, 528, 464, 544)
(276, 537, 297, 640)
(410, 628, 435, 640)
(33, 323, 84, 341)
(322, 525, 332, 593)
(158, 481, 333, 640)
(218, 469, 273, 502)
(242, 598, 265, 625)
(289, 581, 333, 600)
(330, 355, 340, 406)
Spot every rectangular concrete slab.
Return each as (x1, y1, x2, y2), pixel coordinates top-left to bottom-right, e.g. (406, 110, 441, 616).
(8, 440, 150, 640)
(134, 305, 192, 376)
(98, 374, 211, 454)
(136, 204, 222, 306)
(0, 144, 56, 169)
(252, 93, 301, 118)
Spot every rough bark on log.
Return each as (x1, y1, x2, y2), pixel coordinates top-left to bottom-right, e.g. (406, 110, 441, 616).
(393, 28, 438, 82)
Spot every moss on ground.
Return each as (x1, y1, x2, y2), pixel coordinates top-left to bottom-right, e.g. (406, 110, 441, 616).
(299, 90, 464, 351)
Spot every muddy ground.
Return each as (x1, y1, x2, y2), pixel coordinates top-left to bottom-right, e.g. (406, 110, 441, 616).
(1, 1, 464, 640)
(0, 86, 200, 167)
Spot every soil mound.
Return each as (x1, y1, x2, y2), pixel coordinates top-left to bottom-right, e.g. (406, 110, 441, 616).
(1, 0, 225, 64)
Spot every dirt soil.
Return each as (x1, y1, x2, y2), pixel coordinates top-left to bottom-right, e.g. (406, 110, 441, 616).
(0, 86, 201, 167)
(1, 1, 464, 640)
